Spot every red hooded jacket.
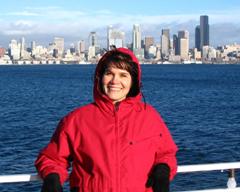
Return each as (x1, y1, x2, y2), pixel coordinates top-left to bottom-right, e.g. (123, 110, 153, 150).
(35, 48, 178, 192)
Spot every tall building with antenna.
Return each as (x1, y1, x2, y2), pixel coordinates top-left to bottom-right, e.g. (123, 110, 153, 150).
(200, 15, 209, 50)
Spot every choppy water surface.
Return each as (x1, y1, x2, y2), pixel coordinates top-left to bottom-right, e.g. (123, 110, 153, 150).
(0, 64, 239, 191)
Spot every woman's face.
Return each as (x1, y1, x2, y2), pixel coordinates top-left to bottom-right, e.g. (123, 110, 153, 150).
(102, 66, 132, 104)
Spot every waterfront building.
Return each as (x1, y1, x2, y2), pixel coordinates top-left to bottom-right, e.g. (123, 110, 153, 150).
(88, 46, 96, 61)
(155, 44, 161, 60)
(200, 15, 209, 50)
(148, 45, 157, 59)
(69, 44, 76, 55)
(208, 47, 217, 61)
(31, 41, 36, 51)
(53, 37, 64, 56)
(31, 41, 36, 56)
(0, 54, 12, 64)
(9, 39, 21, 60)
(169, 54, 181, 63)
(34, 45, 48, 59)
(193, 48, 202, 61)
(202, 46, 209, 61)
(107, 25, 125, 49)
(0, 47, 5, 57)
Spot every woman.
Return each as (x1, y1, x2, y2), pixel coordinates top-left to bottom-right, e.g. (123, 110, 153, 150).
(35, 48, 178, 192)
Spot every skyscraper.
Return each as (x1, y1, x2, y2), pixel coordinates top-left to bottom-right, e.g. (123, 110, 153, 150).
(132, 24, 141, 49)
(144, 36, 154, 58)
(107, 25, 113, 49)
(107, 25, 125, 50)
(200, 15, 209, 50)
(178, 30, 189, 60)
(144, 36, 154, 51)
(173, 34, 178, 55)
(20, 37, 25, 58)
(89, 32, 97, 47)
(79, 40, 85, 53)
(132, 24, 144, 60)
(195, 25, 201, 51)
(53, 37, 64, 55)
(161, 29, 170, 57)
(31, 41, 36, 51)
(9, 39, 19, 60)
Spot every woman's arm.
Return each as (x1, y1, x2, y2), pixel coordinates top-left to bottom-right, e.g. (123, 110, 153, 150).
(35, 117, 72, 185)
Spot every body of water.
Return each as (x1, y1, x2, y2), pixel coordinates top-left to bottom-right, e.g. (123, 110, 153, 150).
(0, 64, 240, 191)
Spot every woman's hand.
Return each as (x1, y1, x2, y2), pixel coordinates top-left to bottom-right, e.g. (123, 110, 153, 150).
(146, 163, 170, 192)
(41, 173, 63, 192)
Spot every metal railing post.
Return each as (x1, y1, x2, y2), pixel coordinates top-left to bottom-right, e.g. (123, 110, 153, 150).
(227, 169, 237, 189)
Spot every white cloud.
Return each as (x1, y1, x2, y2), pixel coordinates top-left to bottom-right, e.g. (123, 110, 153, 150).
(6, 11, 40, 17)
(1, 6, 240, 47)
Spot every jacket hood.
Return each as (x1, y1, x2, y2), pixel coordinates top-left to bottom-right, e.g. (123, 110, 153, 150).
(93, 48, 142, 112)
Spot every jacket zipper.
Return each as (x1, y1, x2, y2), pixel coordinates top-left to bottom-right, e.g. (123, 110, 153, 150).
(114, 103, 120, 192)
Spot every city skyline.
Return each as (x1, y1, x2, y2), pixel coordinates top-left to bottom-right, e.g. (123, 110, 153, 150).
(0, 0, 240, 47)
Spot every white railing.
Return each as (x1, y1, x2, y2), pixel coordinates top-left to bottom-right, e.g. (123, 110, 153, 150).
(0, 162, 239, 191)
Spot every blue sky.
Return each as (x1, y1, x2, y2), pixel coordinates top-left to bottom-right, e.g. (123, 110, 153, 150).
(0, 0, 240, 47)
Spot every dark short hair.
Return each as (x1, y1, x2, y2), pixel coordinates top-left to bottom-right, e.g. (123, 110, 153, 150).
(97, 50, 140, 97)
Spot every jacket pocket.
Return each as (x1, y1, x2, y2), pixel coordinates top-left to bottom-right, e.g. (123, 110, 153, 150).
(128, 134, 162, 146)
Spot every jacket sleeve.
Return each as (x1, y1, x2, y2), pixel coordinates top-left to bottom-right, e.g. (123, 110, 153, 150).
(35, 117, 73, 185)
(153, 111, 178, 181)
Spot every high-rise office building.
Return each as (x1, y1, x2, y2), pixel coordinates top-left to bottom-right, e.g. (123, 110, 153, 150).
(107, 25, 125, 50)
(200, 15, 209, 50)
(144, 36, 154, 58)
(178, 30, 189, 60)
(20, 37, 25, 58)
(195, 25, 201, 51)
(173, 34, 178, 55)
(132, 24, 141, 49)
(89, 32, 97, 47)
(107, 25, 113, 49)
(79, 40, 85, 53)
(161, 29, 170, 57)
(132, 24, 144, 60)
(145, 36, 154, 50)
(88, 32, 99, 59)
(31, 41, 36, 51)
(76, 40, 85, 55)
(9, 39, 21, 60)
(53, 37, 64, 55)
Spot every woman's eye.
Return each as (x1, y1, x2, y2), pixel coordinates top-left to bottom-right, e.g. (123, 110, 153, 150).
(120, 73, 128, 77)
(104, 71, 112, 75)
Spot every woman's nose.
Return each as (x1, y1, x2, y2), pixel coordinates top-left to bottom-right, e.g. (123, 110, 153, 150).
(111, 75, 120, 83)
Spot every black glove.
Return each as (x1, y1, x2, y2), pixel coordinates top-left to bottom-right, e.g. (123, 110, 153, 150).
(41, 173, 63, 192)
(146, 163, 170, 192)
